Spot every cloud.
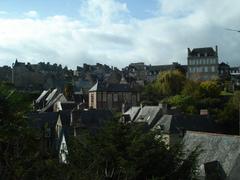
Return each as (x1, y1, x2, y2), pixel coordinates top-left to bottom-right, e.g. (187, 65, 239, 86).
(24, 10, 38, 18)
(79, 0, 129, 25)
(0, 0, 240, 69)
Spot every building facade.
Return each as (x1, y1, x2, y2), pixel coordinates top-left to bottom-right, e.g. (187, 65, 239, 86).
(88, 81, 140, 111)
(187, 46, 219, 81)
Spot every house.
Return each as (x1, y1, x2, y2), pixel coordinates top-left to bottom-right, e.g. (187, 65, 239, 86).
(133, 105, 163, 128)
(123, 105, 224, 145)
(187, 46, 219, 81)
(88, 81, 140, 111)
(218, 62, 231, 81)
(146, 62, 187, 82)
(28, 111, 71, 163)
(183, 131, 240, 180)
(34, 89, 51, 110)
(34, 89, 79, 112)
(230, 66, 240, 89)
(153, 114, 223, 146)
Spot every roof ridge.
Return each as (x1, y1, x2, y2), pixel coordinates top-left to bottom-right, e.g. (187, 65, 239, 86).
(186, 130, 240, 137)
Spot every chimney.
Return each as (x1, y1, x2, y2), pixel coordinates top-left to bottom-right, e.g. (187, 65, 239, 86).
(215, 45, 218, 56)
(162, 103, 168, 114)
(187, 48, 191, 55)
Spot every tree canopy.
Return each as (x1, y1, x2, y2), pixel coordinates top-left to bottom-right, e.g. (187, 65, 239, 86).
(67, 120, 200, 180)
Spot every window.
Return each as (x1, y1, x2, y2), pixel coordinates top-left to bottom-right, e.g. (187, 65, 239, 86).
(56, 125, 62, 138)
(204, 66, 208, 72)
(90, 93, 94, 105)
(113, 93, 118, 102)
(97, 92, 101, 101)
(211, 66, 216, 72)
(189, 67, 192, 73)
(102, 92, 107, 102)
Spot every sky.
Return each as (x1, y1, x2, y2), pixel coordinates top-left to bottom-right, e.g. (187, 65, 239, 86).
(0, 0, 240, 69)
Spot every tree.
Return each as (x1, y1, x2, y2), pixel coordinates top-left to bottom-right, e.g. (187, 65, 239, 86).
(64, 83, 74, 100)
(218, 91, 240, 134)
(67, 120, 201, 180)
(154, 70, 186, 97)
(200, 80, 221, 98)
(182, 80, 202, 100)
(0, 83, 66, 179)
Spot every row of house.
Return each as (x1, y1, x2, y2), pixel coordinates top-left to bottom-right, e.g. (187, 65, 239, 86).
(122, 104, 240, 179)
(30, 76, 140, 163)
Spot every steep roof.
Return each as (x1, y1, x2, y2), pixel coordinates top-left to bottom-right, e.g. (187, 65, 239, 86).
(36, 90, 50, 103)
(183, 131, 240, 179)
(41, 93, 67, 112)
(189, 47, 216, 57)
(89, 81, 131, 92)
(123, 106, 141, 121)
(71, 109, 113, 129)
(134, 106, 162, 127)
(154, 114, 222, 134)
(46, 88, 58, 105)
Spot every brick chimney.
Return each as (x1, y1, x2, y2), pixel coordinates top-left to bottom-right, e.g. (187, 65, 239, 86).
(187, 48, 191, 55)
(215, 45, 218, 56)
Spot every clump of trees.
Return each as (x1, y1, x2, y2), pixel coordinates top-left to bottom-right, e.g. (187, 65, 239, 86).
(0, 83, 64, 179)
(142, 70, 239, 134)
(67, 120, 201, 180)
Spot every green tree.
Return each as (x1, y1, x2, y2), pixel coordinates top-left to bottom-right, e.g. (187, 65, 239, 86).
(67, 120, 200, 180)
(218, 91, 240, 134)
(0, 83, 66, 180)
(64, 83, 74, 100)
(182, 80, 202, 99)
(200, 80, 221, 98)
(154, 70, 186, 97)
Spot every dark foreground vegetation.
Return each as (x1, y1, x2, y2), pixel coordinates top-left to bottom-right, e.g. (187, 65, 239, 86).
(0, 83, 200, 180)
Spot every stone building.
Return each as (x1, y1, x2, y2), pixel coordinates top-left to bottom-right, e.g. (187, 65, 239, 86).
(187, 46, 219, 81)
(88, 81, 140, 111)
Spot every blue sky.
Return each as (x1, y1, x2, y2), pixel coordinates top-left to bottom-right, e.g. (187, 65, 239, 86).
(0, 0, 158, 19)
(0, 0, 240, 69)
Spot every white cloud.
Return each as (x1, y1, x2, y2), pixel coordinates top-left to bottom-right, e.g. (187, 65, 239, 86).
(0, 0, 240, 69)
(24, 10, 38, 18)
(79, 0, 129, 25)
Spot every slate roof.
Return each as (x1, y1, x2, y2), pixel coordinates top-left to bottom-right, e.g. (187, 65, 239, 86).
(189, 47, 216, 57)
(41, 93, 67, 112)
(29, 112, 59, 129)
(147, 65, 174, 72)
(153, 114, 222, 134)
(89, 81, 131, 92)
(36, 90, 50, 103)
(183, 131, 240, 179)
(45, 88, 58, 105)
(123, 106, 141, 121)
(134, 106, 162, 127)
(29, 111, 71, 129)
(71, 109, 113, 129)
